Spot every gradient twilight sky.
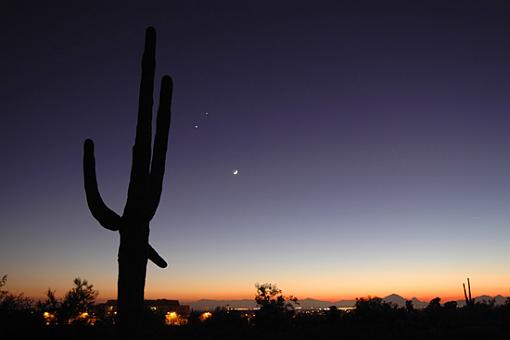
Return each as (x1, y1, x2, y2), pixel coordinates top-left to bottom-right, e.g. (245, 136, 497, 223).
(2, 0, 510, 302)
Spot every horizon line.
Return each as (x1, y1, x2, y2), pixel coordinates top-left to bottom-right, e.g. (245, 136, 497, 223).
(22, 292, 506, 304)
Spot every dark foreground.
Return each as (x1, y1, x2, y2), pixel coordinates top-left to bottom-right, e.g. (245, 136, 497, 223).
(2, 299, 510, 340)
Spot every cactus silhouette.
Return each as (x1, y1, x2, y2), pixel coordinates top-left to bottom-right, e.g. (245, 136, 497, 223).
(83, 27, 172, 339)
(463, 278, 474, 307)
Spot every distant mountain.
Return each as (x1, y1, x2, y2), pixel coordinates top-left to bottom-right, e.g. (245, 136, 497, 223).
(187, 294, 508, 310)
(189, 299, 257, 311)
(455, 294, 507, 307)
(333, 299, 358, 308)
(295, 298, 361, 308)
(379, 294, 427, 308)
(298, 298, 341, 309)
(382, 294, 509, 308)
(382, 294, 407, 307)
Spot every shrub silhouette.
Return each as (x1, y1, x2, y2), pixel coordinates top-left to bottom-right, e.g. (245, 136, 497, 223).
(0, 275, 37, 338)
(352, 297, 398, 324)
(39, 289, 60, 313)
(83, 27, 172, 340)
(38, 277, 98, 325)
(425, 297, 442, 312)
(61, 278, 98, 322)
(405, 299, 415, 312)
(254, 283, 298, 329)
(0, 275, 32, 312)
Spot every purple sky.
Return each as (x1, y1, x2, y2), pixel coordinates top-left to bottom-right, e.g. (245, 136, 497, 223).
(1, 1, 510, 300)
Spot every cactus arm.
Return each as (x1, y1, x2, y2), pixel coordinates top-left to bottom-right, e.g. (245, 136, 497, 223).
(463, 283, 468, 305)
(147, 244, 167, 268)
(147, 75, 173, 219)
(467, 278, 472, 302)
(463, 278, 474, 306)
(83, 139, 121, 231)
(125, 27, 156, 213)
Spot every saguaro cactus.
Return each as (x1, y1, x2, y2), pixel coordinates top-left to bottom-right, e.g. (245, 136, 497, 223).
(83, 27, 172, 339)
(463, 278, 474, 307)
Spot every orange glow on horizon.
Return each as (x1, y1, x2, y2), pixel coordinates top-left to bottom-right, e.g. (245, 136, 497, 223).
(10, 270, 510, 304)
(15, 282, 510, 303)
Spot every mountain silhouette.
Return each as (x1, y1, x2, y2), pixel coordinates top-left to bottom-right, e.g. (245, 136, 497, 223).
(187, 294, 508, 310)
(189, 299, 257, 311)
(456, 294, 507, 307)
(382, 294, 407, 306)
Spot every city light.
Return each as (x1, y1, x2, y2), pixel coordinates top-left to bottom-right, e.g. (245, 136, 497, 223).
(199, 312, 212, 321)
(165, 311, 187, 326)
(42, 311, 56, 326)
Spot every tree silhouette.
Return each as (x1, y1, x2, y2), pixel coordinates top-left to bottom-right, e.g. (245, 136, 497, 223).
(425, 297, 442, 311)
(405, 299, 415, 312)
(352, 297, 396, 323)
(0, 275, 32, 312)
(61, 278, 98, 321)
(37, 289, 60, 314)
(254, 283, 298, 328)
(83, 27, 172, 340)
(38, 277, 98, 325)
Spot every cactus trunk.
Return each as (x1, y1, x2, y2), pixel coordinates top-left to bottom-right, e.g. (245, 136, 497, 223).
(117, 228, 149, 339)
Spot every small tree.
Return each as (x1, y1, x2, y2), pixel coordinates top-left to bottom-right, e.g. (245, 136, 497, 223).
(0, 275, 8, 302)
(254, 283, 298, 328)
(39, 278, 98, 323)
(37, 289, 61, 314)
(405, 299, 415, 313)
(61, 278, 98, 320)
(0, 275, 32, 312)
(0, 275, 36, 334)
(326, 305, 342, 322)
(425, 297, 442, 312)
(353, 297, 396, 323)
(44, 289, 60, 312)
